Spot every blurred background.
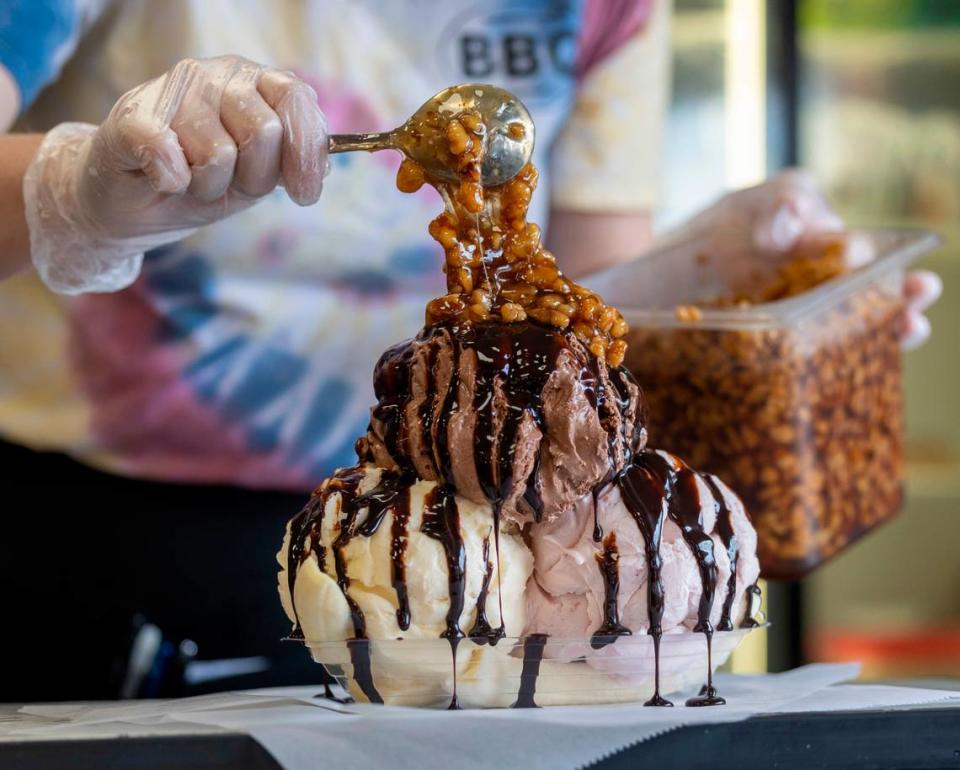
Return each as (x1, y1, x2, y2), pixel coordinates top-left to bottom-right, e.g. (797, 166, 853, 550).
(667, 0, 959, 679)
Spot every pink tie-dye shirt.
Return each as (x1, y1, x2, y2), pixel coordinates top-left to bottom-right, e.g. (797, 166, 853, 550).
(0, 0, 669, 491)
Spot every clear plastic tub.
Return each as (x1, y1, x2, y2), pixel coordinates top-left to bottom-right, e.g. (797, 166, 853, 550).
(300, 627, 761, 708)
(588, 228, 941, 580)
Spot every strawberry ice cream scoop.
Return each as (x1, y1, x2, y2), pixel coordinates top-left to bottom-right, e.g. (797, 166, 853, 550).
(523, 449, 761, 672)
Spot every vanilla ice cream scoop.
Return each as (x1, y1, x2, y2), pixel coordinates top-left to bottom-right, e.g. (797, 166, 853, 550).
(277, 464, 532, 704)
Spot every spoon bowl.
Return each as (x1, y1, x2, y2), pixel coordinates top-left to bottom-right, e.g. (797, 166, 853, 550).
(328, 83, 535, 187)
(405, 83, 535, 186)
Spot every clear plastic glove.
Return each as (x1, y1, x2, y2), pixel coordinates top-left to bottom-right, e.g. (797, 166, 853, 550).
(23, 55, 329, 295)
(655, 169, 941, 350)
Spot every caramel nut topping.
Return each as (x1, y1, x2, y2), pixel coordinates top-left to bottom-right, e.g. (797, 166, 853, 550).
(395, 107, 627, 365)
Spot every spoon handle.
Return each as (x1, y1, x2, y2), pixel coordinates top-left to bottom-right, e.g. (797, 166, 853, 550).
(328, 131, 397, 154)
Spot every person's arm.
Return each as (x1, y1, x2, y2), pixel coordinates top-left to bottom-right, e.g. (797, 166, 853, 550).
(0, 62, 19, 129)
(546, 209, 653, 279)
(0, 133, 43, 281)
(546, 0, 669, 278)
(9, 56, 328, 295)
(0, 58, 38, 281)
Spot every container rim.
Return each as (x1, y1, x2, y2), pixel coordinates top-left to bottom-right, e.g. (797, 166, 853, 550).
(285, 625, 769, 645)
(618, 227, 942, 332)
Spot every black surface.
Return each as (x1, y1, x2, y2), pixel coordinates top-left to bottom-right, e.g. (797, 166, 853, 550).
(591, 708, 960, 770)
(0, 735, 280, 770)
(3, 708, 959, 770)
(0, 438, 324, 701)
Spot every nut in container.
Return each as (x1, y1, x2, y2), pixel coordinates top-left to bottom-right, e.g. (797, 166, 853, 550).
(587, 228, 941, 580)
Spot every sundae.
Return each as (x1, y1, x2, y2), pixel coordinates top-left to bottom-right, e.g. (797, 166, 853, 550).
(277, 87, 762, 708)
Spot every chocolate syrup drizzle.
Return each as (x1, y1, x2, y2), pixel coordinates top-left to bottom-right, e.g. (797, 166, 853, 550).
(741, 584, 762, 629)
(512, 634, 548, 708)
(422, 486, 466, 709)
(285, 497, 320, 641)
(670, 465, 724, 707)
(468, 324, 569, 519)
(469, 535, 502, 644)
(331, 484, 382, 704)
(285, 465, 427, 704)
(615, 452, 674, 706)
(589, 366, 642, 544)
(704, 475, 739, 632)
(608, 451, 746, 706)
(590, 532, 632, 649)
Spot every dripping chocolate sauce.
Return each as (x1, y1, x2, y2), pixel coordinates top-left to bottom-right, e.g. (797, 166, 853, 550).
(668, 465, 723, 707)
(284, 500, 317, 641)
(590, 532, 632, 649)
(331, 477, 383, 704)
(741, 583, 762, 628)
(422, 486, 466, 709)
(469, 535, 505, 644)
(615, 452, 673, 707)
(285, 468, 366, 639)
(389, 483, 413, 630)
(587, 364, 640, 544)
(611, 451, 738, 706)
(686, 638, 726, 707)
(704, 474, 740, 632)
(467, 323, 568, 521)
(353, 469, 416, 634)
(591, 489, 604, 543)
(512, 634, 548, 708)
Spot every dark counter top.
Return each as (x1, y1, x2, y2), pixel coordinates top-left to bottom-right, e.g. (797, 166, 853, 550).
(2, 704, 959, 770)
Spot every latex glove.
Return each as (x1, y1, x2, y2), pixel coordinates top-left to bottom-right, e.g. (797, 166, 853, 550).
(656, 169, 941, 350)
(23, 55, 329, 295)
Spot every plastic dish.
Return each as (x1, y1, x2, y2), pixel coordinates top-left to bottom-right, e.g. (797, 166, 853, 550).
(297, 627, 762, 709)
(588, 228, 941, 580)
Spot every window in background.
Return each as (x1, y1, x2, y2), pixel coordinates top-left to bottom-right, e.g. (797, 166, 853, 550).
(664, 0, 771, 674)
(799, 0, 960, 679)
(660, 0, 729, 230)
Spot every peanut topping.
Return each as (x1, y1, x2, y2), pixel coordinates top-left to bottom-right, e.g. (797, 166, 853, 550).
(676, 240, 849, 319)
(508, 121, 526, 139)
(395, 107, 628, 366)
(625, 244, 904, 579)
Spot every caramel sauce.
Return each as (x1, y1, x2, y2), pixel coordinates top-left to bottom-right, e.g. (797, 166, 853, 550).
(395, 107, 629, 366)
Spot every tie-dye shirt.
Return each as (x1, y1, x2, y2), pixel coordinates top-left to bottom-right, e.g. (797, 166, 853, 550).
(0, 0, 669, 491)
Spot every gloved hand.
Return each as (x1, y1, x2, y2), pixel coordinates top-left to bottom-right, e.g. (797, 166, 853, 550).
(656, 169, 941, 350)
(23, 55, 329, 295)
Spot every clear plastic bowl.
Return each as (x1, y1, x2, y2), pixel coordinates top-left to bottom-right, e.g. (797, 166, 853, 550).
(587, 228, 941, 580)
(298, 627, 761, 708)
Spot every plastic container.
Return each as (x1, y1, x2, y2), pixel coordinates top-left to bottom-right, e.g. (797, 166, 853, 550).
(588, 228, 941, 580)
(301, 627, 761, 708)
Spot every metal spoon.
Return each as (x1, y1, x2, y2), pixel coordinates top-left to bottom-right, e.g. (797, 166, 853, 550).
(327, 83, 535, 187)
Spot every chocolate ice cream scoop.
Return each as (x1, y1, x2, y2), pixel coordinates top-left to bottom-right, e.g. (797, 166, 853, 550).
(357, 322, 646, 522)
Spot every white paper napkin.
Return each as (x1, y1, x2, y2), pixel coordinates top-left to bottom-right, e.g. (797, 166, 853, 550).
(9, 664, 958, 770)
(175, 664, 958, 770)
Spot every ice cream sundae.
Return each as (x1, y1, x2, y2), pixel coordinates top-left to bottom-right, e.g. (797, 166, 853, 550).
(277, 86, 762, 708)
